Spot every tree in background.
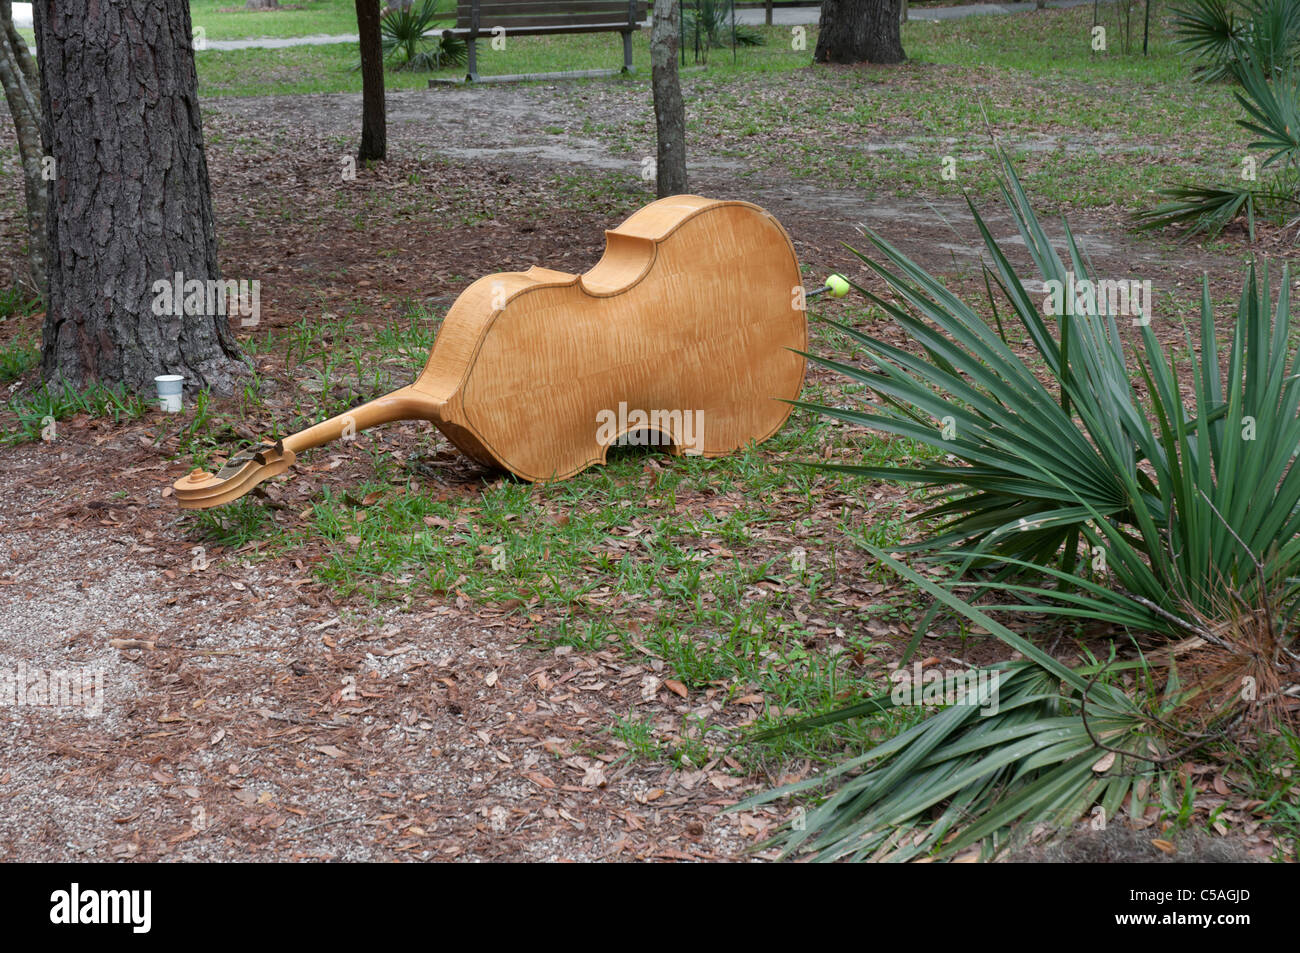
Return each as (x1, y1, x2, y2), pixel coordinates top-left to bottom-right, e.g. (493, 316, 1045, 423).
(356, 0, 387, 161)
(651, 0, 688, 197)
(815, 0, 905, 64)
(0, 0, 46, 297)
(33, 0, 244, 392)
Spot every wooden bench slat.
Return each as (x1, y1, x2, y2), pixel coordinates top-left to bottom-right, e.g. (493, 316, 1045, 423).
(451, 0, 647, 82)
(467, 0, 634, 5)
(457, 0, 646, 21)
(473, 0, 638, 7)
(456, 15, 641, 30)
(466, 0, 642, 9)
(446, 22, 640, 36)
(469, 6, 635, 18)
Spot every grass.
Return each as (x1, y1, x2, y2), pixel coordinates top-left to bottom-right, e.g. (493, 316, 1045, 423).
(193, 9, 1254, 216)
(1, 382, 152, 446)
(1231, 729, 1300, 854)
(189, 0, 362, 42)
(0, 335, 38, 383)
(166, 265, 1237, 785)
(175, 293, 939, 769)
(0, 286, 40, 320)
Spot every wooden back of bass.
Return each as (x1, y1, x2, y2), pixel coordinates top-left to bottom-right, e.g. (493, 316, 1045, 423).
(415, 195, 806, 481)
(171, 195, 807, 507)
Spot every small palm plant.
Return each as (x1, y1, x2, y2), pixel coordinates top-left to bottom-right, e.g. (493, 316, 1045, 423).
(683, 0, 765, 60)
(1139, 52, 1299, 239)
(1172, 0, 1299, 82)
(380, 0, 466, 70)
(741, 156, 1300, 860)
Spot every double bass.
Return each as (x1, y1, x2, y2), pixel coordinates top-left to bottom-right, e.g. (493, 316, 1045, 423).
(172, 195, 808, 508)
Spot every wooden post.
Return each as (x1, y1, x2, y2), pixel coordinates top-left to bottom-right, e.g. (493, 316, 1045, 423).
(624, 0, 637, 71)
(468, 0, 480, 81)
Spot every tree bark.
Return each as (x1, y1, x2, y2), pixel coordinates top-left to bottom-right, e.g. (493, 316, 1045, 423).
(815, 0, 905, 65)
(33, 0, 244, 394)
(356, 0, 386, 162)
(650, 0, 687, 198)
(0, 0, 47, 297)
(246, 0, 280, 9)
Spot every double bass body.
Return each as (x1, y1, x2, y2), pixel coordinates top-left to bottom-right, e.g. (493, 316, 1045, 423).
(172, 195, 807, 507)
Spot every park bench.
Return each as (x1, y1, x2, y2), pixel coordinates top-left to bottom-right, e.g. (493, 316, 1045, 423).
(441, 0, 649, 83)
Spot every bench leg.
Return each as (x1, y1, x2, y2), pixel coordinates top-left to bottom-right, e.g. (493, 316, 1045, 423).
(467, 36, 479, 82)
(622, 29, 633, 73)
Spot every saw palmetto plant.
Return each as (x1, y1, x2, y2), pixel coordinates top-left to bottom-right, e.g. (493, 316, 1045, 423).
(743, 550, 1174, 862)
(748, 156, 1300, 860)
(380, 0, 467, 70)
(683, 0, 765, 55)
(1172, 0, 1299, 83)
(1145, 7, 1300, 239)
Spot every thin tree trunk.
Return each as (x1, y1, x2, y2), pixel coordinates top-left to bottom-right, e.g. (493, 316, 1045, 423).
(651, 0, 687, 197)
(356, 0, 386, 162)
(815, 0, 905, 65)
(0, 0, 47, 297)
(34, 0, 244, 394)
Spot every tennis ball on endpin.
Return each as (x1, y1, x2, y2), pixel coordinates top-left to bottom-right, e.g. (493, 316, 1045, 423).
(825, 274, 850, 298)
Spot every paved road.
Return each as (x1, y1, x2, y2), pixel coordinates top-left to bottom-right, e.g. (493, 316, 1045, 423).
(11, 1, 1100, 52)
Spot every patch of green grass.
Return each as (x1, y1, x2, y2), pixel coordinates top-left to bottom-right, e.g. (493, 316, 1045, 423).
(160, 288, 947, 768)
(1, 382, 152, 446)
(1228, 728, 1300, 860)
(191, 496, 282, 550)
(12, 0, 360, 46)
(195, 23, 808, 96)
(0, 336, 39, 383)
(169, 388, 235, 469)
(173, 298, 923, 763)
(0, 286, 40, 320)
(189, 0, 361, 41)
(273, 389, 930, 766)
(194, 9, 1250, 216)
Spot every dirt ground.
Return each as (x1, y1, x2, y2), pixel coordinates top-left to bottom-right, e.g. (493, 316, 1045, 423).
(0, 83, 1287, 862)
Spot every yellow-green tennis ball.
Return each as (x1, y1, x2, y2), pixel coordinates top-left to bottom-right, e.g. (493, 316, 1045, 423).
(826, 274, 850, 298)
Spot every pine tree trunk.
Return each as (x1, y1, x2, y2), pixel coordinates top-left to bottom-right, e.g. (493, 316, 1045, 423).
(0, 0, 47, 298)
(33, 0, 244, 394)
(356, 0, 386, 162)
(815, 0, 906, 65)
(650, 0, 688, 198)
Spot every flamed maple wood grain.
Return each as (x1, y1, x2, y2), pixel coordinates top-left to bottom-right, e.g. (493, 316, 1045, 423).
(171, 195, 806, 507)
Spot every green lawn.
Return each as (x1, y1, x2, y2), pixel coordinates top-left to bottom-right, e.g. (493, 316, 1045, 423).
(195, 9, 1250, 215)
(11, 0, 362, 45)
(189, 0, 361, 40)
